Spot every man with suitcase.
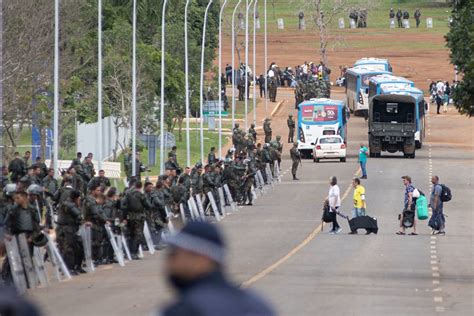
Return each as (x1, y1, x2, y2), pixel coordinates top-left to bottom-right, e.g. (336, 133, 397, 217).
(396, 176, 417, 235)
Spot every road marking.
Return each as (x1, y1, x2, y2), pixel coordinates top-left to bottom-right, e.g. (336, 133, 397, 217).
(431, 255, 437, 259)
(435, 306, 445, 312)
(433, 280, 440, 285)
(430, 250, 437, 254)
(434, 296, 443, 303)
(431, 245, 436, 249)
(241, 168, 361, 288)
(431, 260, 438, 265)
(432, 266, 439, 271)
(430, 240, 436, 244)
(432, 272, 440, 277)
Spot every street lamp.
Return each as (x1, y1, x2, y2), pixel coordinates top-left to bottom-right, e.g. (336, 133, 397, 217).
(160, 0, 169, 175)
(244, 0, 255, 133)
(184, 0, 191, 167)
(231, 0, 243, 130)
(199, 0, 214, 164)
(131, 0, 137, 177)
(218, 0, 229, 159)
(253, 0, 258, 125)
(264, 0, 268, 116)
(53, 0, 59, 177)
(97, 0, 103, 170)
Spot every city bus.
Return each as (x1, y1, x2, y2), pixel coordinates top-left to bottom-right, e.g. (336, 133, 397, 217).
(354, 57, 393, 72)
(380, 86, 426, 149)
(297, 98, 349, 158)
(368, 75, 415, 100)
(345, 67, 391, 114)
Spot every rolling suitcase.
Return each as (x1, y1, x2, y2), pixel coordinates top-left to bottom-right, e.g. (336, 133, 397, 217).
(347, 216, 378, 234)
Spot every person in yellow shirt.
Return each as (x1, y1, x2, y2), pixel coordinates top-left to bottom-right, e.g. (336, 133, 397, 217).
(352, 178, 366, 218)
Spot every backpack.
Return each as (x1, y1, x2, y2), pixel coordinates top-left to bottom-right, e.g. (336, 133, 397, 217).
(440, 184, 452, 202)
(428, 211, 445, 231)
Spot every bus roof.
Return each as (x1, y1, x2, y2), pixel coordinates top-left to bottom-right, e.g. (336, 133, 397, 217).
(345, 67, 391, 76)
(354, 57, 390, 65)
(299, 98, 345, 107)
(382, 86, 424, 100)
(369, 74, 414, 86)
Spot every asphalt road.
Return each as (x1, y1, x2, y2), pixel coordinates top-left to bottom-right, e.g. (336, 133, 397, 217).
(30, 91, 473, 316)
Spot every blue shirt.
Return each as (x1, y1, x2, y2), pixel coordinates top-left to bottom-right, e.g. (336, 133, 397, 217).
(359, 146, 368, 163)
(430, 184, 443, 212)
(404, 184, 414, 209)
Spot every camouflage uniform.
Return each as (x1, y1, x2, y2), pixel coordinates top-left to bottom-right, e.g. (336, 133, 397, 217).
(287, 115, 296, 143)
(82, 195, 108, 261)
(56, 200, 83, 271)
(290, 144, 301, 180)
(124, 188, 151, 257)
(263, 119, 272, 143)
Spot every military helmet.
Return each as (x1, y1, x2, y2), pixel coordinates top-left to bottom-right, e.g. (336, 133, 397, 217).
(3, 183, 17, 197)
(32, 232, 49, 247)
(289, 114, 293, 117)
(276, 135, 281, 140)
(27, 184, 43, 196)
(195, 162, 203, 169)
(234, 123, 240, 128)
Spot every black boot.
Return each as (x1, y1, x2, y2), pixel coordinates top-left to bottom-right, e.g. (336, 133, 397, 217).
(293, 174, 299, 181)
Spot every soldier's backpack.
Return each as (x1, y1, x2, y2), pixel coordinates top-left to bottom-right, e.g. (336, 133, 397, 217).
(440, 184, 452, 202)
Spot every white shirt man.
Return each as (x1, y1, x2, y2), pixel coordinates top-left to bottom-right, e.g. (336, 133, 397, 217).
(328, 176, 342, 234)
(436, 81, 445, 95)
(268, 69, 275, 78)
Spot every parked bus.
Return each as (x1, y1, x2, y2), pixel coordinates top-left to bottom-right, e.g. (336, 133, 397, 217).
(345, 67, 391, 114)
(381, 86, 427, 149)
(297, 98, 349, 158)
(354, 57, 393, 72)
(368, 75, 415, 100)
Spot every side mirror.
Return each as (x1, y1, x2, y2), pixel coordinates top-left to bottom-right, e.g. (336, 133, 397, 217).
(365, 88, 369, 94)
(310, 143, 315, 146)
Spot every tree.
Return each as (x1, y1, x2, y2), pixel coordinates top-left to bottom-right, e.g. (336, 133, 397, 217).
(445, 0, 474, 116)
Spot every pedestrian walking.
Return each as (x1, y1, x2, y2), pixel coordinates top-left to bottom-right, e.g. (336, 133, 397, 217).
(397, 176, 417, 235)
(160, 222, 275, 316)
(444, 81, 451, 113)
(352, 178, 366, 218)
(359, 143, 368, 179)
(225, 64, 232, 84)
(328, 176, 342, 234)
(429, 176, 446, 235)
(287, 114, 295, 143)
(290, 143, 301, 181)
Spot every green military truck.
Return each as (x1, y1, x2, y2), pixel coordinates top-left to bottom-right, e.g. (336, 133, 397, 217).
(368, 94, 417, 158)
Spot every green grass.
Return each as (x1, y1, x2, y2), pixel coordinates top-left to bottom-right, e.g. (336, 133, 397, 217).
(224, 0, 451, 36)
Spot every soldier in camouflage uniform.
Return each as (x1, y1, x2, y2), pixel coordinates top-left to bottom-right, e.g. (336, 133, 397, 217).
(238, 75, 246, 101)
(248, 123, 257, 142)
(287, 114, 296, 143)
(82, 183, 108, 264)
(263, 118, 272, 143)
(56, 189, 84, 274)
(268, 77, 278, 102)
(123, 181, 151, 259)
(290, 143, 301, 180)
(271, 136, 283, 168)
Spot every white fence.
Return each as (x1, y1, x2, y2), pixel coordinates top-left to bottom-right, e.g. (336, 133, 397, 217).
(45, 159, 122, 179)
(76, 116, 130, 161)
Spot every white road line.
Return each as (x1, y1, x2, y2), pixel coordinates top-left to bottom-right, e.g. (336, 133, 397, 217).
(432, 266, 439, 271)
(431, 260, 438, 265)
(432, 272, 440, 277)
(433, 280, 440, 285)
(434, 296, 443, 303)
(435, 306, 445, 312)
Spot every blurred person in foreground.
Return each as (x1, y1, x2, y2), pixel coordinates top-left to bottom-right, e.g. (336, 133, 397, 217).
(159, 221, 275, 316)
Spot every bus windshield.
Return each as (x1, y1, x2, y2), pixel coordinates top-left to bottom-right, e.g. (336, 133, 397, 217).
(301, 105, 339, 123)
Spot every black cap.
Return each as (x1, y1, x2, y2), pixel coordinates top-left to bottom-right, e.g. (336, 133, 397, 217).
(165, 222, 225, 264)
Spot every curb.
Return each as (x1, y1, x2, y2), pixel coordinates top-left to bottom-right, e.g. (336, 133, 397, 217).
(271, 100, 285, 117)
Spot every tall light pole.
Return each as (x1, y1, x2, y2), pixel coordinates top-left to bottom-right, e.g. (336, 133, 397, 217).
(131, 0, 137, 177)
(264, 0, 268, 116)
(160, 0, 169, 174)
(53, 0, 60, 177)
(244, 0, 254, 132)
(252, 0, 258, 125)
(184, 0, 191, 168)
(218, 0, 228, 159)
(199, 0, 213, 164)
(97, 0, 103, 170)
(231, 0, 242, 130)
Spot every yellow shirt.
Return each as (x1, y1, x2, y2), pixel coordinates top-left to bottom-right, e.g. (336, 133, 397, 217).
(353, 185, 366, 208)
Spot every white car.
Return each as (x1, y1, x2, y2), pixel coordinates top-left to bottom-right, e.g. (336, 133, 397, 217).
(313, 135, 346, 163)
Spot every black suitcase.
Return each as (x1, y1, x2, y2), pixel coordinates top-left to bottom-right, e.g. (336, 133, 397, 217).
(347, 216, 378, 234)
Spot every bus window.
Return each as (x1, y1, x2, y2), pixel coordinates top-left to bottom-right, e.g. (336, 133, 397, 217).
(323, 130, 336, 135)
(369, 83, 377, 99)
(346, 74, 357, 91)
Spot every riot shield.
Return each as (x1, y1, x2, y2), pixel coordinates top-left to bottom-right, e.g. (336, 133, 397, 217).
(187, 199, 196, 221)
(195, 195, 206, 219)
(138, 245, 144, 259)
(45, 233, 72, 280)
(32, 247, 49, 287)
(143, 221, 155, 255)
(79, 225, 95, 273)
(265, 164, 274, 187)
(120, 232, 132, 261)
(179, 203, 187, 225)
(223, 184, 237, 212)
(34, 200, 43, 226)
(45, 198, 57, 229)
(273, 161, 281, 182)
(17, 233, 38, 288)
(4, 237, 28, 294)
(104, 224, 125, 266)
(189, 197, 202, 221)
(206, 192, 222, 221)
(164, 206, 176, 234)
(217, 187, 227, 215)
(251, 185, 258, 201)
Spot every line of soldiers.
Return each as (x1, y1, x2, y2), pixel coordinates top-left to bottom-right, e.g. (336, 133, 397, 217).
(390, 8, 421, 28)
(349, 7, 368, 28)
